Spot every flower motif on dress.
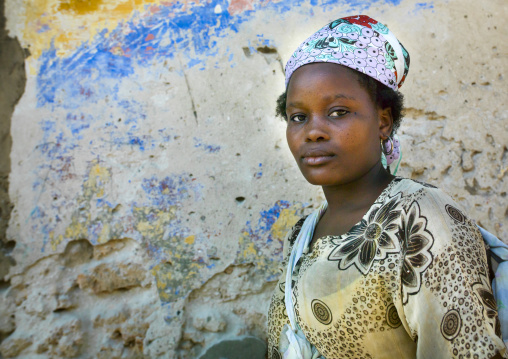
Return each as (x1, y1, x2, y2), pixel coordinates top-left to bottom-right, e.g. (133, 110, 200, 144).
(328, 194, 402, 275)
(397, 201, 434, 304)
(472, 273, 502, 338)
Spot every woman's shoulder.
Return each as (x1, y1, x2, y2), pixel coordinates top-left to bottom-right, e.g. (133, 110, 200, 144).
(384, 176, 475, 230)
(390, 176, 440, 194)
(388, 177, 460, 209)
(389, 177, 478, 235)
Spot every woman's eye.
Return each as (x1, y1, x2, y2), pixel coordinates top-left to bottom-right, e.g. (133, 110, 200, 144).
(290, 114, 306, 123)
(329, 109, 348, 117)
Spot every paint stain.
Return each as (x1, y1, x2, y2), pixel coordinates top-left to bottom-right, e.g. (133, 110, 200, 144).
(184, 235, 195, 244)
(228, 0, 255, 15)
(22, 0, 147, 60)
(235, 201, 306, 281)
(58, 0, 104, 14)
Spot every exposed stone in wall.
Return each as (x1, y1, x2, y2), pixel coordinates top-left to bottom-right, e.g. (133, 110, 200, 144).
(174, 264, 275, 358)
(0, 238, 163, 358)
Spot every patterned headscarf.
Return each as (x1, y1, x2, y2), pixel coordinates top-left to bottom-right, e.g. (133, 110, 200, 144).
(284, 15, 410, 91)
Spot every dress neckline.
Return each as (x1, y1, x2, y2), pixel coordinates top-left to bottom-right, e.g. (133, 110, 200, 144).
(308, 176, 403, 252)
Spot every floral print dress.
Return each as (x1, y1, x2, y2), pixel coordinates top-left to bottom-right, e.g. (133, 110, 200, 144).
(267, 178, 507, 359)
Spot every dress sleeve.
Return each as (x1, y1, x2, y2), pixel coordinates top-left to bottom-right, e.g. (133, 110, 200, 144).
(397, 187, 507, 358)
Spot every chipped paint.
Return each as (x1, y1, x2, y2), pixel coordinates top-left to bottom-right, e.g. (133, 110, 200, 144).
(193, 137, 221, 153)
(184, 235, 195, 244)
(235, 201, 306, 281)
(37, 160, 202, 259)
(7, 0, 435, 335)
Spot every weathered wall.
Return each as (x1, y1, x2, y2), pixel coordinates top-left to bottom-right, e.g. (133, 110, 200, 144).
(1, 0, 506, 357)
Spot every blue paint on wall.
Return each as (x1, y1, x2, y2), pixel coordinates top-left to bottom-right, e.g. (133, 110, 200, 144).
(31, 0, 409, 201)
(140, 174, 203, 210)
(257, 200, 291, 233)
(193, 137, 221, 153)
(413, 2, 434, 11)
(36, 0, 403, 109)
(136, 173, 204, 245)
(241, 200, 291, 252)
(255, 163, 263, 179)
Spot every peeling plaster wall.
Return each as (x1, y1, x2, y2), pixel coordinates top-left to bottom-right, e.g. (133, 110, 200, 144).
(1, 0, 507, 357)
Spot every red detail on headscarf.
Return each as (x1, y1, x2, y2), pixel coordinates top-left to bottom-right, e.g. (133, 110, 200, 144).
(342, 15, 378, 29)
(399, 74, 407, 88)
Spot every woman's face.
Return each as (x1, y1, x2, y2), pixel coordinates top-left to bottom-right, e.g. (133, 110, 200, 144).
(285, 63, 392, 187)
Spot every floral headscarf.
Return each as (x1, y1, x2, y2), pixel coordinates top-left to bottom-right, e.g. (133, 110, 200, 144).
(284, 15, 410, 91)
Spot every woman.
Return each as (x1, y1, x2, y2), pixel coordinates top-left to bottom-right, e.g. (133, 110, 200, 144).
(267, 15, 507, 359)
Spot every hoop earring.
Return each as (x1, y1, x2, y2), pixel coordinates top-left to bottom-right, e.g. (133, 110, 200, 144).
(381, 136, 401, 168)
(381, 138, 393, 156)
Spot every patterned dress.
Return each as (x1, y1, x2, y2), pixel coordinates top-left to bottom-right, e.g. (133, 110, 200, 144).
(267, 178, 507, 359)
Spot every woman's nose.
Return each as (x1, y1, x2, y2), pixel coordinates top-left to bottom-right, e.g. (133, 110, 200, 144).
(305, 116, 330, 142)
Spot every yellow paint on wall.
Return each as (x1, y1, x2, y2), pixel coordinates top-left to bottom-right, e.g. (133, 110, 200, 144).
(184, 235, 195, 245)
(49, 232, 64, 251)
(133, 206, 176, 245)
(64, 220, 87, 239)
(242, 242, 257, 258)
(58, 0, 104, 14)
(17, 0, 198, 60)
(98, 222, 110, 243)
(156, 279, 167, 289)
(271, 208, 300, 241)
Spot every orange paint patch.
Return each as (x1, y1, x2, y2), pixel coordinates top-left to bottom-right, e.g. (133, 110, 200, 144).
(110, 46, 124, 56)
(149, 4, 161, 13)
(228, 0, 256, 15)
(145, 33, 155, 41)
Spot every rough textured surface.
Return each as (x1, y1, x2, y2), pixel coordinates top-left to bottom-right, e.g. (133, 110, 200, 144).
(0, 0, 25, 285)
(1, 0, 507, 357)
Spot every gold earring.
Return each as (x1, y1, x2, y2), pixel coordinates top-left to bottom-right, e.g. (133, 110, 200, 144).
(380, 138, 393, 156)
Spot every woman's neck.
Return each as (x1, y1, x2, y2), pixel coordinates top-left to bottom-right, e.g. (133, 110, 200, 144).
(321, 161, 394, 217)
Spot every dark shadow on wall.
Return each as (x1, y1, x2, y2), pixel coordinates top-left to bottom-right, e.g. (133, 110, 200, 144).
(0, 0, 26, 294)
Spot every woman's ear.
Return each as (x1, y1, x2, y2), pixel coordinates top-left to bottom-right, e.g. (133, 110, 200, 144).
(378, 107, 394, 139)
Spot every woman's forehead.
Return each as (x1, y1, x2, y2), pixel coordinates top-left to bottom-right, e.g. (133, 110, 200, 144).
(287, 63, 364, 96)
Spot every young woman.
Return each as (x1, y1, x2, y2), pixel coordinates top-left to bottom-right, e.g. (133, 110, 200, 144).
(267, 15, 507, 359)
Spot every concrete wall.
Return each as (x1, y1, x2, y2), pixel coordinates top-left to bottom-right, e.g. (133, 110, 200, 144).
(1, 0, 506, 357)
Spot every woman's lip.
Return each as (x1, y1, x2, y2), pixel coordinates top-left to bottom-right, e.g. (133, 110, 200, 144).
(302, 155, 335, 165)
(302, 149, 335, 157)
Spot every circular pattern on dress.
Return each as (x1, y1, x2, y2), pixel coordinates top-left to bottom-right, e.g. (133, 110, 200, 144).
(272, 347, 282, 359)
(441, 309, 462, 340)
(385, 303, 401, 328)
(311, 299, 333, 325)
(445, 204, 465, 224)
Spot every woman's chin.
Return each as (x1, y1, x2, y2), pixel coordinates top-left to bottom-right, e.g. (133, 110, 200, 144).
(301, 172, 345, 187)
